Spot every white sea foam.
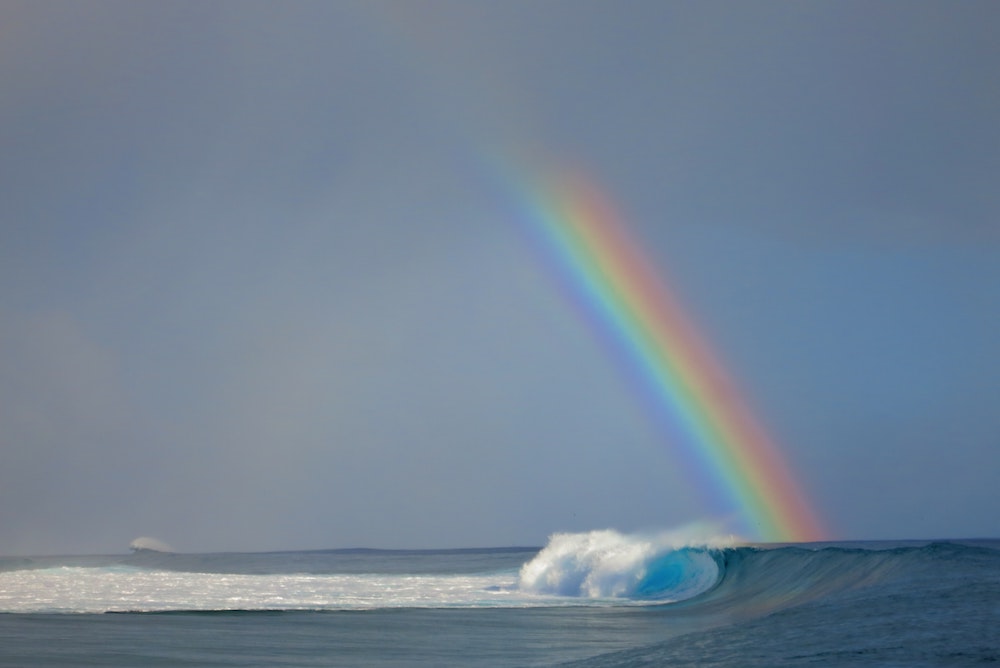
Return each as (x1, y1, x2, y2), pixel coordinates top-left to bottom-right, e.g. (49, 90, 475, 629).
(0, 554, 716, 613)
(0, 567, 527, 613)
(0, 529, 738, 613)
(2, 564, 678, 613)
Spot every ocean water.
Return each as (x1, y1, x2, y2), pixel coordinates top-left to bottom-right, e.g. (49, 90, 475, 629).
(1, 530, 998, 666)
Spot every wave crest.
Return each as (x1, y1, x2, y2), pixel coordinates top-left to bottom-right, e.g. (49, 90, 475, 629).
(518, 529, 726, 600)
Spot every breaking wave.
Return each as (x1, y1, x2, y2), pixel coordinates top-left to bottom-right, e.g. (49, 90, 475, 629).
(518, 529, 729, 601)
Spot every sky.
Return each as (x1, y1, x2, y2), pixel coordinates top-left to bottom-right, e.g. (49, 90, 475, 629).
(1, 1, 997, 555)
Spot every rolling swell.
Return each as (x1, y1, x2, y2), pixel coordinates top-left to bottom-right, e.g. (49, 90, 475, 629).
(560, 541, 1000, 667)
(681, 545, 905, 619)
(667, 540, 1000, 621)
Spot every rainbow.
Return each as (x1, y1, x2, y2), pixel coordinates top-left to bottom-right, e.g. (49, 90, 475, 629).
(520, 168, 825, 542)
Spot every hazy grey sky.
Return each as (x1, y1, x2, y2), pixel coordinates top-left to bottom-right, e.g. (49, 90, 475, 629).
(1, 1, 997, 554)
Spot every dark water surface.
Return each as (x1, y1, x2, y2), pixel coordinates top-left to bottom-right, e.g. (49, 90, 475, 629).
(2, 537, 997, 666)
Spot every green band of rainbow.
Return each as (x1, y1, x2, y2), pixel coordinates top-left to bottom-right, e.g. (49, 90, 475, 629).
(521, 169, 825, 542)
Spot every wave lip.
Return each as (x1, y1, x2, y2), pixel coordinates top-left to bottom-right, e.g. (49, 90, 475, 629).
(518, 530, 723, 601)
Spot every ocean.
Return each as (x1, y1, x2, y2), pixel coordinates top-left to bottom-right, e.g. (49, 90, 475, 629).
(1, 531, 998, 666)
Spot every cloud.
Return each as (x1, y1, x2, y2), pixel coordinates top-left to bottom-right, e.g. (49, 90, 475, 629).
(1, 1, 997, 552)
(0, 311, 139, 553)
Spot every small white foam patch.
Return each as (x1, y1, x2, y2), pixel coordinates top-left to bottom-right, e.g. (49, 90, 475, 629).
(518, 528, 731, 599)
(129, 537, 174, 553)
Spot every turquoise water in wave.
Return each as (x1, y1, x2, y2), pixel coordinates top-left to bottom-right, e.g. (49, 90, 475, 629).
(1, 534, 998, 666)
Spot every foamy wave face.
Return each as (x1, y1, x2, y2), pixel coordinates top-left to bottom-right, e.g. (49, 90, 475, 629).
(0, 567, 526, 613)
(0, 530, 735, 612)
(2, 561, 699, 613)
(518, 529, 724, 600)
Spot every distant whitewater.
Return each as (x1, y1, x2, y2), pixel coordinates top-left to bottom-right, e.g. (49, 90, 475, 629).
(128, 537, 173, 553)
(1, 531, 998, 666)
